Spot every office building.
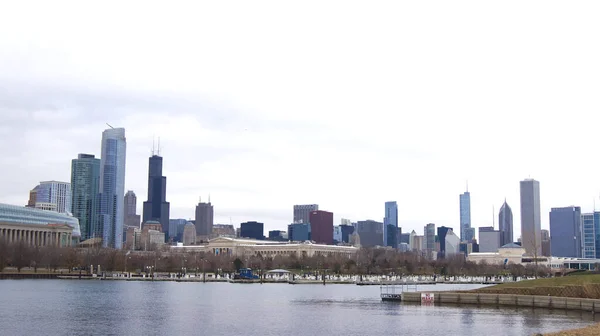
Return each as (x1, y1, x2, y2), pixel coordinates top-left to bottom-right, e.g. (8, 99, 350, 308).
(479, 226, 501, 253)
(26, 186, 38, 208)
(240, 221, 264, 240)
(142, 153, 170, 239)
(499, 200, 514, 246)
(383, 201, 398, 248)
(356, 220, 384, 247)
(309, 210, 333, 245)
(169, 218, 188, 241)
(97, 127, 127, 249)
(339, 224, 354, 244)
(549, 206, 581, 258)
(124, 190, 141, 229)
(424, 223, 436, 253)
(269, 230, 286, 241)
(541, 229, 551, 257)
(288, 223, 310, 241)
(212, 224, 236, 237)
(520, 179, 541, 256)
(437, 226, 452, 259)
(125, 226, 141, 250)
(194, 200, 214, 242)
(460, 190, 472, 241)
(293, 204, 318, 224)
(445, 229, 461, 256)
(582, 212, 597, 258)
(34, 181, 72, 214)
(71, 154, 101, 241)
(412, 235, 424, 252)
(183, 222, 197, 245)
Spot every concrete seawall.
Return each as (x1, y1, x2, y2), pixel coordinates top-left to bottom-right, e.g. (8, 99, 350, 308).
(401, 292, 600, 313)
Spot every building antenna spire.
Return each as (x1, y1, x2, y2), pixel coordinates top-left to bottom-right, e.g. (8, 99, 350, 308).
(493, 205, 495, 229)
(152, 135, 155, 156)
(157, 136, 161, 156)
(208, 193, 211, 203)
(466, 180, 468, 192)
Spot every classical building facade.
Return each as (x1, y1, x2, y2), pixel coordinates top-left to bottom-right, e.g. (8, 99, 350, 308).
(172, 237, 357, 258)
(0, 203, 80, 246)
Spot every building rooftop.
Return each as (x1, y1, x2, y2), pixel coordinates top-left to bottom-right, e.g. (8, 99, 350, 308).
(0, 203, 80, 237)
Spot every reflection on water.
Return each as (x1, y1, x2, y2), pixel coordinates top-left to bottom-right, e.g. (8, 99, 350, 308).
(0, 280, 596, 336)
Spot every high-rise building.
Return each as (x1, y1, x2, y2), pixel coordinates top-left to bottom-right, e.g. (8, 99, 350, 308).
(309, 210, 333, 245)
(288, 223, 310, 241)
(356, 220, 384, 247)
(541, 229, 551, 257)
(498, 200, 514, 246)
(479, 226, 501, 253)
(97, 127, 127, 249)
(268, 230, 286, 241)
(459, 190, 472, 241)
(194, 201, 214, 242)
(383, 201, 398, 248)
(445, 230, 461, 256)
(71, 154, 101, 241)
(437, 226, 452, 259)
(581, 212, 600, 259)
(142, 154, 170, 239)
(35, 181, 72, 214)
(182, 222, 197, 245)
(424, 223, 436, 253)
(240, 221, 264, 240)
(124, 191, 141, 229)
(339, 224, 355, 244)
(549, 206, 581, 258)
(520, 179, 541, 256)
(293, 204, 318, 224)
(169, 218, 188, 241)
(26, 186, 39, 208)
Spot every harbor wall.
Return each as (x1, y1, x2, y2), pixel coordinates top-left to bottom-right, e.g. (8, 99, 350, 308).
(401, 292, 600, 313)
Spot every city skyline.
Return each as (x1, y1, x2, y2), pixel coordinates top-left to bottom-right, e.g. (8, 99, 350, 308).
(2, 3, 600, 236)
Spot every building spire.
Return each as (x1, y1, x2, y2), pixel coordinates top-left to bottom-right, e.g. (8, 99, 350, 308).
(157, 136, 161, 156)
(208, 193, 211, 203)
(152, 135, 155, 156)
(466, 180, 468, 192)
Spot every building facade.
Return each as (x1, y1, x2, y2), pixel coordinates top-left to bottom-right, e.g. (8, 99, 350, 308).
(309, 210, 333, 245)
(194, 201, 214, 242)
(356, 220, 384, 247)
(520, 179, 541, 256)
(293, 204, 318, 224)
(499, 200, 514, 246)
(549, 206, 581, 258)
(383, 201, 398, 248)
(424, 223, 436, 254)
(459, 191, 472, 241)
(212, 224, 236, 238)
(288, 223, 310, 242)
(142, 154, 170, 238)
(339, 224, 355, 244)
(183, 222, 197, 245)
(0, 203, 80, 246)
(71, 154, 101, 241)
(35, 181, 72, 214)
(437, 226, 452, 259)
(97, 127, 127, 249)
(581, 212, 599, 258)
(445, 229, 461, 256)
(240, 221, 264, 240)
(124, 190, 141, 229)
(479, 226, 501, 253)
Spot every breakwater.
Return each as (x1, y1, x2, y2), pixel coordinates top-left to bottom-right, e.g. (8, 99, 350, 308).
(401, 291, 600, 313)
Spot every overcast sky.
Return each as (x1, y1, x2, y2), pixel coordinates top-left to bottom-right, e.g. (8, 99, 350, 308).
(1, 1, 599, 238)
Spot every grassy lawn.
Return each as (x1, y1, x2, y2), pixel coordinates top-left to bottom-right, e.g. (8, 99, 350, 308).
(544, 323, 600, 335)
(489, 274, 600, 289)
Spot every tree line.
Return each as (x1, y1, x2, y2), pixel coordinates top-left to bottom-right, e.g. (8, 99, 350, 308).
(0, 239, 550, 277)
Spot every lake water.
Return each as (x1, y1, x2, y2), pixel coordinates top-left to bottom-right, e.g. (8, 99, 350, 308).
(0, 280, 597, 336)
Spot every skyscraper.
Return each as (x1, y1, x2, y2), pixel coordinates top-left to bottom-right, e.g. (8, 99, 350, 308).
(520, 179, 541, 256)
(581, 212, 600, 258)
(142, 154, 170, 238)
(293, 204, 318, 224)
(240, 221, 264, 240)
(424, 223, 436, 257)
(35, 181, 72, 213)
(98, 127, 127, 249)
(124, 190, 141, 228)
(549, 206, 581, 258)
(194, 200, 214, 241)
(478, 226, 501, 253)
(383, 201, 398, 248)
(309, 210, 334, 245)
(356, 220, 384, 247)
(459, 190, 472, 241)
(71, 154, 100, 241)
(498, 200, 513, 246)
(437, 226, 452, 259)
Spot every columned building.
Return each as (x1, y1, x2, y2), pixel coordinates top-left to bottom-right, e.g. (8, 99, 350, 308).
(0, 203, 80, 247)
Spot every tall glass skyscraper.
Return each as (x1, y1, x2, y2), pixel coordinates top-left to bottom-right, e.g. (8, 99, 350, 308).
(71, 154, 100, 241)
(98, 128, 127, 249)
(549, 206, 581, 258)
(142, 154, 170, 238)
(383, 201, 398, 248)
(582, 212, 596, 258)
(498, 200, 513, 246)
(459, 191, 472, 241)
(520, 179, 541, 256)
(35, 181, 72, 214)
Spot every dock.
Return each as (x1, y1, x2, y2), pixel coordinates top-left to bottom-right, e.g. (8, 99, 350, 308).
(380, 284, 419, 301)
